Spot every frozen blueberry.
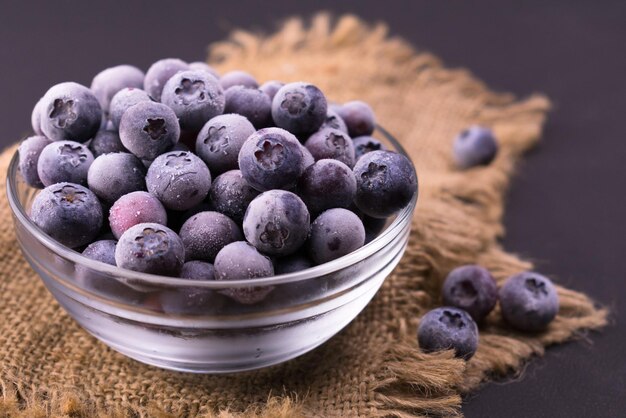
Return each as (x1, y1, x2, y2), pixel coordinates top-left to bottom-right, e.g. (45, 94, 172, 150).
(238, 127, 304, 191)
(87, 153, 146, 203)
(188, 61, 220, 79)
(271, 82, 327, 137)
(82, 240, 117, 266)
(297, 159, 356, 214)
(146, 151, 211, 211)
(109, 87, 152, 129)
(275, 252, 314, 274)
(167, 201, 214, 233)
(195, 114, 255, 175)
(243, 190, 310, 256)
(353, 150, 417, 218)
(90, 65, 145, 114)
(321, 108, 348, 133)
(442, 265, 498, 322)
(499, 272, 559, 332)
(143, 58, 189, 101)
(219, 70, 258, 90)
(224, 86, 272, 129)
(353, 136, 386, 160)
(304, 127, 356, 168)
(37, 140, 94, 187)
(109, 191, 167, 239)
(179, 211, 242, 262)
(31, 97, 44, 135)
(259, 80, 284, 101)
(88, 130, 128, 157)
(453, 126, 498, 169)
(308, 208, 365, 264)
(299, 143, 315, 171)
(159, 260, 217, 314)
(349, 205, 388, 244)
(336, 100, 376, 137)
(161, 70, 225, 132)
(214, 241, 274, 304)
(119, 101, 180, 160)
(30, 182, 103, 248)
(417, 307, 479, 360)
(209, 170, 259, 223)
(18, 135, 52, 188)
(180, 260, 215, 280)
(40, 82, 102, 142)
(115, 223, 184, 276)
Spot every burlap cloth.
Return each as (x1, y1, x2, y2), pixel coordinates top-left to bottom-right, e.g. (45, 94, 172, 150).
(0, 14, 607, 418)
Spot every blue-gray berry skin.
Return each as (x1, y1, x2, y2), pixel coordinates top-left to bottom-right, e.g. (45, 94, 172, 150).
(37, 140, 94, 187)
(297, 159, 356, 214)
(87, 153, 146, 203)
(209, 170, 259, 223)
(167, 201, 214, 233)
(115, 222, 184, 276)
(180, 211, 242, 262)
(353, 136, 387, 161)
(109, 191, 167, 239)
(308, 208, 365, 264)
(214, 241, 274, 304)
(146, 151, 212, 211)
(180, 260, 215, 280)
(353, 150, 418, 218)
(299, 143, 315, 171)
(143, 58, 189, 101)
(18, 135, 52, 188)
(321, 108, 348, 133)
(417, 307, 479, 360)
(82, 240, 117, 266)
(160, 260, 217, 314)
(275, 252, 314, 274)
(238, 127, 305, 191)
(119, 101, 180, 160)
(88, 130, 128, 157)
(196, 114, 255, 175)
(259, 80, 284, 101)
(40, 82, 102, 142)
(304, 127, 356, 168)
(30, 183, 103, 248)
(453, 126, 498, 169)
(109, 87, 152, 129)
(499, 272, 559, 332)
(336, 100, 376, 137)
(161, 70, 225, 132)
(188, 61, 220, 79)
(442, 265, 498, 322)
(243, 190, 310, 256)
(349, 205, 388, 244)
(271, 82, 328, 137)
(90, 65, 145, 114)
(224, 86, 272, 129)
(31, 97, 45, 135)
(219, 70, 258, 90)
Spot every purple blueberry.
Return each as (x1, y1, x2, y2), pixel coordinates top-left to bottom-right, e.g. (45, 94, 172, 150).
(336, 100, 376, 137)
(442, 265, 498, 322)
(109, 87, 152, 129)
(115, 223, 184, 276)
(299, 143, 315, 171)
(119, 101, 180, 160)
(353, 150, 417, 218)
(30, 183, 103, 248)
(353, 136, 386, 160)
(321, 108, 348, 133)
(40, 82, 102, 142)
(167, 201, 214, 233)
(259, 80, 284, 101)
(180, 260, 215, 280)
(209, 170, 259, 223)
(109, 191, 167, 239)
(453, 126, 498, 169)
(304, 127, 356, 168)
(349, 205, 388, 244)
(297, 159, 356, 214)
(87, 153, 146, 203)
(37, 140, 94, 187)
(82, 240, 117, 266)
(159, 260, 217, 314)
(188, 61, 220, 79)
(275, 252, 314, 274)
(161, 70, 225, 132)
(18, 135, 52, 188)
(90, 65, 145, 114)
(179, 211, 242, 262)
(243, 190, 310, 256)
(146, 151, 211, 211)
(214, 241, 274, 304)
(417, 307, 479, 360)
(195, 114, 255, 175)
(308, 208, 365, 264)
(31, 97, 44, 135)
(238, 127, 305, 191)
(88, 130, 128, 157)
(143, 58, 189, 101)
(271, 82, 327, 137)
(219, 70, 258, 90)
(224, 86, 272, 129)
(499, 272, 559, 332)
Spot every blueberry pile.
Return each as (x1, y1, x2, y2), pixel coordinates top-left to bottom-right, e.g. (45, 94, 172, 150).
(418, 266, 559, 360)
(19, 59, 418, 305)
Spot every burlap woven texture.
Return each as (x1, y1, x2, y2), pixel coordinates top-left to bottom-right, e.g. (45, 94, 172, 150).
(0, 14, 607, 418)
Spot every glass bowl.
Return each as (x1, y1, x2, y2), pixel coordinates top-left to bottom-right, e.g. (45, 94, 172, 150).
(6, 127, 417, 373)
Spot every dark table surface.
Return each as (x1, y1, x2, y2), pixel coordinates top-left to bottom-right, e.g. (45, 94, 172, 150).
(1, 1, 624, 416)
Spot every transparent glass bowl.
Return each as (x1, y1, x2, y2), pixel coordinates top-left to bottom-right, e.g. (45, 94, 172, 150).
(6, 127, 417, 373)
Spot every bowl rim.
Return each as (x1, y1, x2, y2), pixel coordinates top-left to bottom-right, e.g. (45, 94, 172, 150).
(6, 125, 417, 289)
